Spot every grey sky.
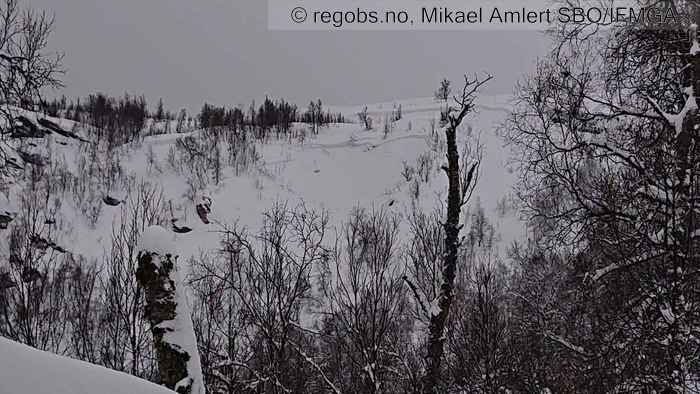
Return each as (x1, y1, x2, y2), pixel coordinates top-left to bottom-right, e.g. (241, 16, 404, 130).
(27, 0, 550, 112)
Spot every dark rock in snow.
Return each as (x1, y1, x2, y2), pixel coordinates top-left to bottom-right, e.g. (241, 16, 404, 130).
(36, 118, 65, 134)
(0, 213, 14, 229)
(37, 118, 87, 142)
(196, 197, 212, 225)
(171, 219, 193, 234)
(9, 126, 38, 139)
(8, 115, 87, 142)
(10, 116, 47, 139)
(5, 157, 22, 170)
(102, 196, 123, 207)
(173, 224, 193, 234)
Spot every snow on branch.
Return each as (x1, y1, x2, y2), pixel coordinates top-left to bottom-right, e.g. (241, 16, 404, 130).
(588, 251, 667, 283)
(544, 332, 592, 358)
(290, 340, 342, 394)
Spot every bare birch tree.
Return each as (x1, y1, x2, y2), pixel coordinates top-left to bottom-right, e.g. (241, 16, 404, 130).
(420, 74, 490, 393)
(0, 0, 63, 184)
(504, 1, 700, 390)
(315, 207, 410, 394)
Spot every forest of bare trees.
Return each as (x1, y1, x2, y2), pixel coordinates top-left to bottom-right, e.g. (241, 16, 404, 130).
(502, 1, 700, 391)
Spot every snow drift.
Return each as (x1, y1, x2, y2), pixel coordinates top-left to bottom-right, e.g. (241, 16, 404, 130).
(0, 336, 174, 394)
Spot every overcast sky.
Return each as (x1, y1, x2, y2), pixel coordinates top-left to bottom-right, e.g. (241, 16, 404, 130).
(27, 0, 551, 112)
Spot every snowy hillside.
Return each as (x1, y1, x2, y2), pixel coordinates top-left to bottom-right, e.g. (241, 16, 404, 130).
(12, 95, 522, 267)
(0, 94, 523, 393)
(0, 336, 174, 394)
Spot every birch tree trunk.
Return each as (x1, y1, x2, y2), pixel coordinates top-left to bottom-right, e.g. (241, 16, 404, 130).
(422, 75, 490, 393)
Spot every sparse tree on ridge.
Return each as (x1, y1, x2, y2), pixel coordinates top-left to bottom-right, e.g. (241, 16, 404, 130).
(155, 98, 165, 121)
(436, 78, 452, 126)
(358, 106, 372, 130)
(176, 108, 187, 133)
(435, 78, 451, 102)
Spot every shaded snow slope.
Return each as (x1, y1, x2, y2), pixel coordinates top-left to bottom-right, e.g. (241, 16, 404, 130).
(0, 336, 174, 394)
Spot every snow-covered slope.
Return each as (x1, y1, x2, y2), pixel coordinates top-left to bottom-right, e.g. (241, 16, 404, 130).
(0, 94, 522, 394)
(3, 95, 523, 268)
(0, 336, 173, 394)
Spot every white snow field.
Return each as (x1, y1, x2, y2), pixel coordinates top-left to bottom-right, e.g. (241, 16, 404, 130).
(52, 95, 523, 265)
(0, 336, 174, 394)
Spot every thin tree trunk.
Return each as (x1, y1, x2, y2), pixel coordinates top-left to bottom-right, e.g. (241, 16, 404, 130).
(422, 74, 490, 393)
(423, 116, 461, 393)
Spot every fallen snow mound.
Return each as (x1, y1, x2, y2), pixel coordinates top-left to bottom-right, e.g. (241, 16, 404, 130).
(0, 336, 174, 394)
